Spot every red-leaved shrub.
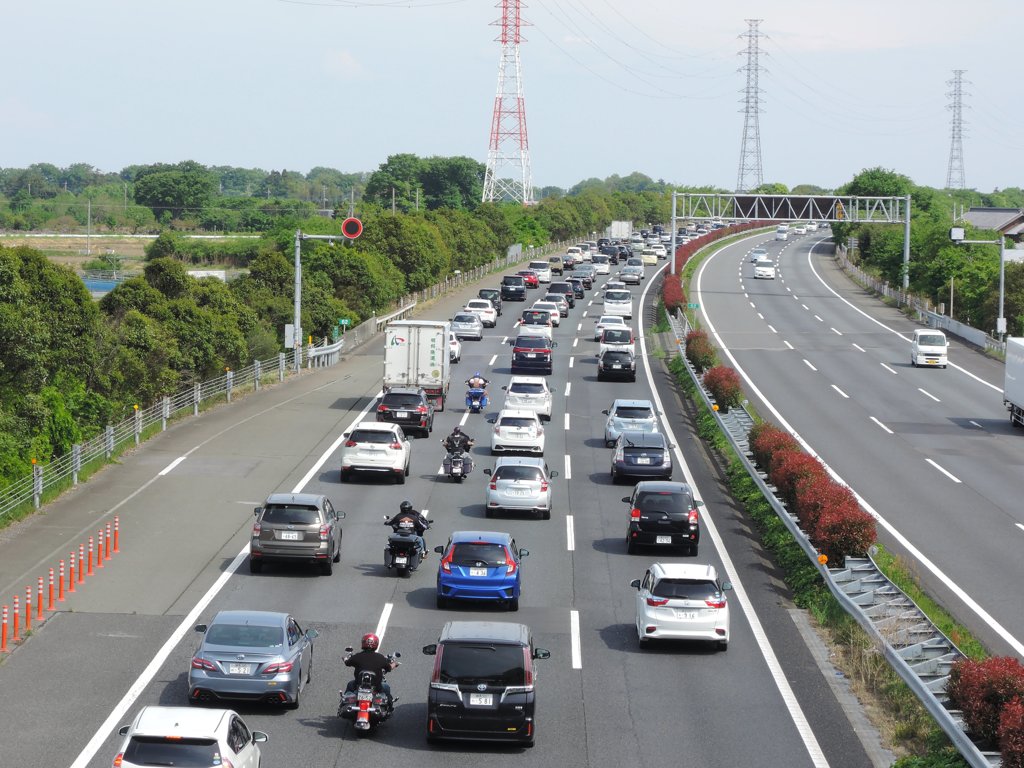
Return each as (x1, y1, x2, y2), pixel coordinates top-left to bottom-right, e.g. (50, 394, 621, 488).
(702, 365, 743, 412)
(948, 657, 1024, 747)
(750, 425, 800, 474)
(662, 274, 686, 313)
(684, 329, 716, 372)
(998, 696, 1024, 768)
(769, 451, 826, 507)
(813, 500, 876, 565)
(793, 473, 856, 532)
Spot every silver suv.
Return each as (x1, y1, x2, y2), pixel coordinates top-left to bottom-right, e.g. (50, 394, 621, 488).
(249, 493, 344, 575)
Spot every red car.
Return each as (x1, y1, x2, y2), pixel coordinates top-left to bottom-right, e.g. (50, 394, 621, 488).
(517, 269, 539, 289)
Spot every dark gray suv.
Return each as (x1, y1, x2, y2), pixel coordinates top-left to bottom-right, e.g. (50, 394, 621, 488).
(249, 493, 344, 575)
(376, 386, 434, 437)
(423, 621, 550, 747)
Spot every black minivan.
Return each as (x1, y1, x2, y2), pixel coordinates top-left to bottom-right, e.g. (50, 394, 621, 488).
(501, 274, 527, 301)
(423, 621, 550, 747)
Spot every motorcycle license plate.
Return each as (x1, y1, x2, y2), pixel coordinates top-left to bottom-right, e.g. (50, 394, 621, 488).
(469, 567, 488, 577)
(395, 556, 408, 565)
(357, 691, 373, 702)
(655, 535, 672, 544)
(452, 466, 463, 475)
(469, 693, 493, 706)
(636, 457, 651, 464)
(280, 531, 300, 540)
(228, 663, 252, 675)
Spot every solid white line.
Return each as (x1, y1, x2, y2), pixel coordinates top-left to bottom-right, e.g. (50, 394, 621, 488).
(813, 315, 823, 322)
(918, 388, 941, 402)
(1017, 523, 1024, 533)
(566, 515, 575, 551)
(926, 458, 962, 483)
(852, 343, 865, 352)
(374, 603, 394, 645)
(831, 327, 842, 336)
(870, 417, 894, 434)
(569, 357, 575, 369)
(564, 455, 572, 480)
(831, 385, 849, 399)
(569, 610, 582, 669)
(768, 325, 777, 334)
(783, 340, 794, 350)
(459, 410, 470, 426)
(488, 354, 497, 366)
(564, 413, 570, 431)
(565, 382, 571, 397)
(880, 363, 898, 375)
(803, 359, 817, 372)
(292, 394, 382, 492)
(158, 457, 186, 476)
(572, 338, 579, 348)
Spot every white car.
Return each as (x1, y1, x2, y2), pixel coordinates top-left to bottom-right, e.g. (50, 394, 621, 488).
(753, 259, 776, 279)
(502, 376, 553, 420)
(806, 221, 819, 232)
(566, 246, 584, 264)
(592, 255, 611, 274)
(603, 288, 633, 319)
(640, 248, 658, 266)
(340, 421, 412, 483)
(528, 260, 553, 283)
(631, 563, 731, 650)
(793, 225, 807, 235)
(531, 301, 561, 327)
(449, 332, 462, 363)
(599, 326, 636, 357)
(619, 266, 644, 285)
(605, 279, 627, 293)
(463, 299, 498, 328)
(749, 246, 769, 263)
(489, 409, 545, 455)
(576, 243, 593, 262)
(113, 706, 267, 768)
(651, 244, 667, 260)
(775, 225, 789, 241)
(594, 314, 628, 340)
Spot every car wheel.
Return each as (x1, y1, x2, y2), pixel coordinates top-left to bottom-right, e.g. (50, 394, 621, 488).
(509, 597, 519, 612)
(911, 358, 917, 367)
(321, 558, 333, 576)
(249, 557, 262, 574)
(287, 669, 301, 709)
(436, 595, 447, 610)
(485, 507, 494, 518)
(340, 469, 349, 483)
(396, 470, 406, 485)
(638, 635, 650, 650)
(542, 508, 551, 520)
(405, 462, 411, 477)
(333, 543, 341, 563)
(626, 537, 637, 555)
(689, 542, 699, 556)
(717, 640, 729, 652)
(605, 439, 615, 448)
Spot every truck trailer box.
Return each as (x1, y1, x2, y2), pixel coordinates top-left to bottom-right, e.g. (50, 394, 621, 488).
(1004, 337, 1024, 427)
(383, 320, 451, 410)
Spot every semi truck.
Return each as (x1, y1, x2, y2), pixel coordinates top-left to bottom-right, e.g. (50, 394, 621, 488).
(1005, 336, 1024, 427)
(383, 320, 451, 411)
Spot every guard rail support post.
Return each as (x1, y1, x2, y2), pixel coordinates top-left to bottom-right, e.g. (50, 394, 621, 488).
(254, 360, 261, 392)
(226, 370, 233, 403)
(162, 396, 169, 431)
(32, 461, 42, 509)
(278, 353, 286, 382)
(193, 383, 201, 416)
(72, 444, 81, 486)
(105, 425, 114, 459)
(133, 405, 141, 445)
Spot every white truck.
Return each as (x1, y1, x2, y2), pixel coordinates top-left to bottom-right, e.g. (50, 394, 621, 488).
(1004, 337, 1024, 428)
(609, 220, 633, 240)
(383, 320, 451, 411)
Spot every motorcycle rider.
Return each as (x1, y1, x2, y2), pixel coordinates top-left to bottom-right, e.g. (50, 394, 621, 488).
(344, 633, 398, 706)
(466, 371, 489, 392)
(442, 425, 475, 475)
(384, 500, 430, 559)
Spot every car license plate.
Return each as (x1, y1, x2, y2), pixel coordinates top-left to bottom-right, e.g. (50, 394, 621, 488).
(357, 691, 373, 702)
(636, 457, 651, 464)
(507, 489, 529, 497)
(397, 411, 410, 418)
(674, 610, 697, 620)
(469, 693, 493, 706)
(612, 364, 622, 369)
(395, 556, 408, 565)
(469, 567, 488, 577)
(655, 535, 672, 544)
(526, 353, 537, 358)
(280, 531, 300, 540)
(228, 663, 252, 675)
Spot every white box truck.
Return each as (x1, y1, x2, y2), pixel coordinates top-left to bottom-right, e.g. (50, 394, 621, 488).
(383, 320, 451, 411)
(1004, 337, 1024, 428)
(609, 220, 633, 240)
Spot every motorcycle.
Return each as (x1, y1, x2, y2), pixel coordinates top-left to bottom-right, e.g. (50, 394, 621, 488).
(384, 517, 428, 577)
(338, 649, 401, 735)
(441, 439, 475, 483)
(465, 387, 488, 413)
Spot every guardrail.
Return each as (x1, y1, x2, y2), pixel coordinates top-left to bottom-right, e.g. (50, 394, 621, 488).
(666, 306, 1000, 767)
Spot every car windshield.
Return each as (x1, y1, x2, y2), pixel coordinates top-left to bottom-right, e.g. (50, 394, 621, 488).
(494, 466, 543, 482)
(383, 393, 423, 407)
(499, 416, 536, 429)
(509, 382, 546, 395)
(529, 262, 547, 270)
(453, 314, 477, 323)
(593, 255, 609, 263)
(603, 329, 632, 343)
(652, 579, 720, 601)
(635, 490, 690, 514)
(123, 737, 221, 767)
(436, 643, 526, 687)
(450, 542, 508, 566)
(534, 303, 557, 311)
(261, 505, 320, 525)
(349, 429, 394, 444)
(919, 334, 946, 346)
(206, 623, 283, 648)
(467, 302, 489, 310)
(614, 406, 653, 420)
(480, 290, 498, 298)
(605, 291, 631, 301)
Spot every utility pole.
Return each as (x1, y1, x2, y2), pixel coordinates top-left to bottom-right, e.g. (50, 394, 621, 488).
(736, 19, 765, 192)
(945, 69, 968, 189)
(391, 187, 396, 214)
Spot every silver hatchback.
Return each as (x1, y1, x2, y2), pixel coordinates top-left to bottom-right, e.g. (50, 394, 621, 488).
(603, 399, 660, 447)
(483, 457, 558, 520)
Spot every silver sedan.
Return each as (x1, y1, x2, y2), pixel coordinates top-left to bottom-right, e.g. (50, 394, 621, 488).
(451, 312, 484, 341)
(483, 457, 558, 519)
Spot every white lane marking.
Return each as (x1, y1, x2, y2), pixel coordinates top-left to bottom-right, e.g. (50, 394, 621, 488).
(1017, 523, 1024, 533)
(969, 420, 984, 429)
(880, 363, 898, 375)
(564, 455, 572, 479)
(292, 394, 382, 492)
(852, 343, 865, 352)
(801, 304, 810, 311)
(566, 515, 575, 551)
(565, 382, 571, 397)
(159, 457, 186, 476)
(697, 247, 1024, 658)
(582, 310, 588, 318)
(577, 323, 582, 332)
(488, 354, 497, 366)
(926, 458, 962, 483)
(757, 312, 764, 320)
(514, 321, 521, 328)
(831, 327, 842, 336)
(783, 340, 794, 350)
(768, 325, 778, 334)
(831, 385, 849, 399)
(750, 301, 756, 309)
(459, 410, 470, 426)
(437, 464, 445, 475)
(569, 356, 575, 369)
(588, 300, 593, 306)
(501, 335, 508, 344)
(374, 603, 394, 645)
(787, 286, 792, 292)
(813, 315, 823, 322)
(870, 417, 894, 434)
(639, 256, 829, 768)
(793, 295, 799, 300)
(572, 338, 579, 348)
(570, 610, 582, 669)
(744, 292, 750, 299)
(421, 508, 429, 517)
(803, 359, 817, 372)
(918, 388, 941, 403)
(564, 413, 570, 431)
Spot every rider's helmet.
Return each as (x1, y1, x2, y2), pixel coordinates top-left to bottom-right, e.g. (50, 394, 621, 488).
(474, 371, 482, 378)
(361, 633, 380, 651)
(451, 425, 462, 435)
(399, 500, 413, 514)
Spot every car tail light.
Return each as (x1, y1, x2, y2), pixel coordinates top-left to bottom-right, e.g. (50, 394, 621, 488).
(440, 548, 453, 573)
(662, 453, 672, 466)
(689, 508, 699, 525)
(319, 524, 330, 541)
(489, 481, 497, 490)
(540, 480, 549, 492)
(504, 546, 518, 575)
(390, 441, 402, 450)
(262, 660, 294, 675)
(646, 597, 669, 607)
(430, 645, 445, 683)
(523, 647, 534, 686)
(537, 426, 544, 435)
(417, 405, 428, 413)
(377, 404, 388, 413)
(630, 508, 641, 521)
(706, 596, 727, 609)
(494, 426, 501, 435)
(345, 440, 358, 448)
(252, 521, 262, 535)
(191, 657, 216, 671)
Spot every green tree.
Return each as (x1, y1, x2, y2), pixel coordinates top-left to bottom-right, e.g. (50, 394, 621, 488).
(133, 161, 215, 219)
(364, 154, 424, 212)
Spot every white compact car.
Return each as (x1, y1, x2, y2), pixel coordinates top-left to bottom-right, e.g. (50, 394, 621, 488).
(113, 706, 267, 768)
(488, 409, 545, 455)
(502, 376, 553, 420)
(603, 289, 633, 319)
(640, 248, 658, 266)
(749, 246, 769, 263)
(651, 244, 667, 260)
(631, 563, 732, 650)
(599, 327, 636, 357)
(594, 315, 628, 341)
(528, 260, 553, 283)
(530, 301, 561, 327)
(449, 332, 462, 363)
(340, 421, 412, 483)
(753, 259, 776, 279)
(463, 299, 498, 328)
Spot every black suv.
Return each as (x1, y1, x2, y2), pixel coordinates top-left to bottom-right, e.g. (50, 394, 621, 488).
(546, 281, 576, 308)
(423, 621, 550, 746)
(509, 335, 555, 375)
(376, 386, 434, 437)
(501, 274, 527, 301)
(478, 288, 503, 316)
(623, 481, 702, 555)
(597, 349, 636, 381)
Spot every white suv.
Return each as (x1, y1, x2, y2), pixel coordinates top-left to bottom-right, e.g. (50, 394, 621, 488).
(114, 706, 267, 768)
(340, 422, 412, 484)
(528, 260, 552, 283)
(488, 409, 545, 455)
(502, 376, 553, 420)
(603, 288, 633, 319)
(631, 563, 732, 650)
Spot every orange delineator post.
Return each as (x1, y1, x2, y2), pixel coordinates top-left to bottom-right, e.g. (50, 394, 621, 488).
(47, 569, 55, 612)
(11, 596, 19, 642)
(68, 553, 76, 593)
(96, 530, 104, 568)
(1, 605, 8, 652)
(113, 516, 120, 553)
(36, 577, 44, 622)
(24, 587, 31, 632)
(58, 561, 66, 603)
(105, 522, 112, 559)
(87, 538, 94, 577)
(78, 544, 85, 584)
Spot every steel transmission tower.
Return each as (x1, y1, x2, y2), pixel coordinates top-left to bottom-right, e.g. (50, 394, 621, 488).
(736, 19, 765, 192)
(482, 0, 533, 204)
(945, 69, 968, 189)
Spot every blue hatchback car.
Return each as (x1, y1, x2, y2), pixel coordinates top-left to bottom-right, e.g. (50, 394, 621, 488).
(434, 531, 529, 612)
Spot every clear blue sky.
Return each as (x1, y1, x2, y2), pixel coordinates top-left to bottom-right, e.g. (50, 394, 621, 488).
(2, 0, 1019, 193)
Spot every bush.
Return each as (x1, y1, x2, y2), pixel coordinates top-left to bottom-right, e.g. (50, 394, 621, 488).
(662, 274, 686, 313)
(750, 424, 800, 474)
(702, 365, 743, 412)
(813, 500, 876, 565)
(948, 656, 1024, 747)
(999, 696, 1024, 768)
(769, 451, 825, 507)
(793, 473, 855, 532)
(684, 329, 716, 372)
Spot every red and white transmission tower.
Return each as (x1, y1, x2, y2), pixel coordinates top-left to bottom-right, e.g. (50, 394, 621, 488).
(482, 0, 533, 204)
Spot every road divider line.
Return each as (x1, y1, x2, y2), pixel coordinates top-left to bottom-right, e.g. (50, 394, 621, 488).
(784, 340, 794, 350)
(831, 385, 849, 399)
(292, 393, 381, 493)
(158, 457, 186, 476)
(918, 388, 940, 402)
(768, 325, 777, 334)
(803, 359, 817, 372)
(577, 323, 582, 332)
(814, 314, 823, 322)
(572, 338, 578, 348)
(564, 455, 571, 480)
(569, 610, 582, 669)
(587, 300, 593, 307)
(1017, 523, 1024, 533)
(566, 515, 575, 551)
(750, 301, 756, 308)
(831, 327, 843, 336)
(881, 363, 898, 375)
(969, 420, 984, 429)
(870, 417, 894, 434)
(564, 413, 570, 431)
(459, 411, 469, 426)
(852, 343, 865, 352)
(757, 312, 764, 320)
(582, 310, 588, 318)
(488, 354, 497, 366)
(501, 335, 508, 344)
(926, 458, 961, 483)
(801, 304, 810, 311)
(565, 382, 571, 397)
(374, 603, 394, 645)
(569, 357, 575, 369)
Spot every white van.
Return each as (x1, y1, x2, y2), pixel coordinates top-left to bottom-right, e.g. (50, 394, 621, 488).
(910, 329, 948, 368)
(775, 225, 789, 241)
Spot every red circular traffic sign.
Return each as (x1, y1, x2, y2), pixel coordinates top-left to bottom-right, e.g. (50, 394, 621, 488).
(341, 217, 363, 239)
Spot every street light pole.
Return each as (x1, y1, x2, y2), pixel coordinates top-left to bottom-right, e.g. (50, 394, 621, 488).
(949, 225, 1007, 340)
(670, 192, 678, 276)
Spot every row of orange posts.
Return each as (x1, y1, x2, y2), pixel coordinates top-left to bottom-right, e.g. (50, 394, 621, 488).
(0, 516, 120, 653)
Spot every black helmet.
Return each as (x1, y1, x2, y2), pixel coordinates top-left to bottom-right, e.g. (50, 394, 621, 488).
(451, 425, 462, 435)
(400, 500, 413, 513)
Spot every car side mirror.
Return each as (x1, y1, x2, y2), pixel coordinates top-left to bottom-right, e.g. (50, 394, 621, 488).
(533, 648, 551, 660)
(483, 468, 492, 476)
(306, 629, 320, 641)
(694, 500, 705, 508)
(253, 732, 269, 744)
(422, 643, 438, 655)
(723, 582, 733, 591)
(501, 385, 508, 391)
(343, 432, 350, 438)
(602, 410, 610, 415)
(337, 509, 346, 519)
(669, 444, 676, 450)
(434, 545, 445, 554)
(118, 725, 130, 737)
(550, 342, 558, 348)
(621, 496, 631, 503)
(548, 470, 558, 478)
(519, 548, 530, 558)
(630, 579, 641, 589)
(393, 651, 402, 659)
(253, 506, 262, 516)
(486, 416, 497, 424)
(195, 624, 208, 633)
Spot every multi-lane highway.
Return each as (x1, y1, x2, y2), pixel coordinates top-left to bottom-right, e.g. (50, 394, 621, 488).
(0, 251, 880, 768)
(695, 230, 1024, 660)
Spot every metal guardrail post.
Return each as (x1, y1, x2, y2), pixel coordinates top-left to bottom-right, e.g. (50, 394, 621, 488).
(105, 425, 114, 459)
(226, 370, 233, 402)
(33, 462, 42, 509)
(133, 405, 141, 445)
(162, 397, 169, 430)
(278, 353, 285, 382)
(254, 360, 261, 391)
(193, 383, 201, 416)
(72, 444, 81, 486)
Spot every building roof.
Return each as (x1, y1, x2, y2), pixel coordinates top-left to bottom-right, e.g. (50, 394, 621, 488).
(962, 207, 1024, 235)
